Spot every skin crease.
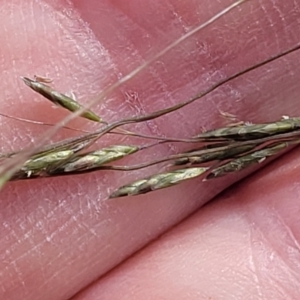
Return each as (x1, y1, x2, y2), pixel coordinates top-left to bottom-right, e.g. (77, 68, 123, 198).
(0, 0, 300, 299)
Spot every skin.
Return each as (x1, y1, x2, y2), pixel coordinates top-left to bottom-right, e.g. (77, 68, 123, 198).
(1, 0, 300, 299)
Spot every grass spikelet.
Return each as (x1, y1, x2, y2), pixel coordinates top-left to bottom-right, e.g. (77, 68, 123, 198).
(173, 144, 256, 166)
(12, 150, 74, 180)
(195, 118, 300, 141)
(109, 167, 209, 198)
(21, 77, 103, 123)
(206, 142, 293, 179)
(58, 145, 139, 173)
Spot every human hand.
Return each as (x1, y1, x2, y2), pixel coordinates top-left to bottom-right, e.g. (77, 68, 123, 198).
(1, 1, 300, 299)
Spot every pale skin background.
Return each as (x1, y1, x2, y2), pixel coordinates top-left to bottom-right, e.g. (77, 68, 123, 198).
(1, 0, 300, 299)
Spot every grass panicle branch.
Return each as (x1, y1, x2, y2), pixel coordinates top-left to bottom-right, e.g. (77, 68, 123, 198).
(5, 115, 300, 197)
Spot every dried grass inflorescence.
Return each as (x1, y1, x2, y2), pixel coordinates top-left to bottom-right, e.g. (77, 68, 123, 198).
(5, 75, 300, 198)
(1, 0, 300, 198)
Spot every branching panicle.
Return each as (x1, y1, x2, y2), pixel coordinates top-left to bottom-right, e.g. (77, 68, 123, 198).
(1, 0, 300, 198)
